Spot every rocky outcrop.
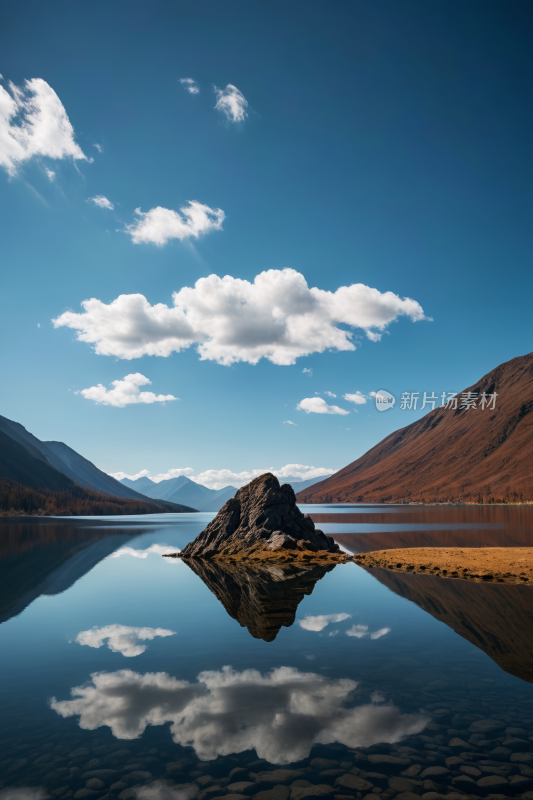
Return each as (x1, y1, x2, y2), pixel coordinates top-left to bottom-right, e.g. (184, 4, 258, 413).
(184, 559, 335, 641)
(180, 473, 341, 561)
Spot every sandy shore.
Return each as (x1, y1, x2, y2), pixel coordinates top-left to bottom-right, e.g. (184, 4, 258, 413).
(354, 547, 533, 584)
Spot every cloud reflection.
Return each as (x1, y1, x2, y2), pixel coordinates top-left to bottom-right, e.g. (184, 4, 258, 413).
(299, 613, 351, 631)
(110, 544, 178, 559)
(50, 665, 428, 764)
(75, 625, 176, 657)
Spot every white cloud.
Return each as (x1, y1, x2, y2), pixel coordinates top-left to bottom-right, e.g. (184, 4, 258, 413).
(89, 194, 114, 210)
(322, 391, 337, 398)
(125, 201, 224, 246)
(214, 84, 248, 122)
(50, 665, 428, 764)
(346, 624, 369, 639)
(180, 78, 200, 95)
(93, 143, 103, 153)
(283, 420, 297, 425)
(344, 391, 367, 405)
(110, 544, 179, 559)
(366, 331, 383, 342)
(297, 397, 349, 416)
(371, 691, 385, 703)
(0, 77, 87, 176)
(53, 269, 427, 365)
(45, 167, 55, 181)
(109, 464, 334, 491)
(370, 627, 391, 640)
(303, 368, 313, 376)
(79, 373, 177, 408)
(111, 468, 152, 481)
(299, 613, 351, 632)
(75, 625, 175, 657)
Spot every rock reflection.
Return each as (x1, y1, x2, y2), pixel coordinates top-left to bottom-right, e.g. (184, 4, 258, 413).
(184, 558, 335, 641)
(367, 566, 533, 683)
(50, 665, 428, 764)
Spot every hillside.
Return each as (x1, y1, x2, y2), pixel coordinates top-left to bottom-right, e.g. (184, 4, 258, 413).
(121, 475, 237, 511)
(0, 415, 159, 501)
(298, 352, 533, 504)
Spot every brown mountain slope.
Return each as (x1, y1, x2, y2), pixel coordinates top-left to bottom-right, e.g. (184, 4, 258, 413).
(298, 352, 533, 504)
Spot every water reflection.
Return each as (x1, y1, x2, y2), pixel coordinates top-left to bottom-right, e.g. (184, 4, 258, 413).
(0, 522, 144, 625)
(75, 624, 176, 657)
(367, 566, 533, 683)
(50, 665, 428, 764)
(184, 558, 335, 642)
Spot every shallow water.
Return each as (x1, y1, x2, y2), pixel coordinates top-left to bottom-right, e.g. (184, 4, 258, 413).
(1, 507, 533, 798)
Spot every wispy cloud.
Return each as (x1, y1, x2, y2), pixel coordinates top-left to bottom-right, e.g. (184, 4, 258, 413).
(45, 168, 55, 181)
(297, 397, 349, 416)
(344, 391, 367, 405)
(214, 84, 248, 122)
(370, 627, 391, 640)
(93, 143, 103, 153)
(110, 544, 178, 559)
(0, 77, 87, 175)
(303, 368, 313, 376)
(346, 624, 369, 639)
(75, 625, 175, 657)
(125, 201, 224, 246)
(53, 269, 427, 365)
(180, 78, 200, 95)
(299, 613, 351, 632)
(78, 373, 177, 408)
(89, 194, 114, 210)
(283, 420, 297, 425)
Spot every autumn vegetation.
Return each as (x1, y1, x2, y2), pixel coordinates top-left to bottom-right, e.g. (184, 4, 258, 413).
(0, 478, 181, 517)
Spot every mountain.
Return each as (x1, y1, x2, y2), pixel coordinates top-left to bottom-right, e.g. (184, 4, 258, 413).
(0, 430, 74, 491)
(120, 475, 237, 511)
(287, 475, 333, 493)
(367, 566, 533, 684)
(0, 415, 159, 501)
(297, 352, 533, 504)
(196, 486, 237, 512)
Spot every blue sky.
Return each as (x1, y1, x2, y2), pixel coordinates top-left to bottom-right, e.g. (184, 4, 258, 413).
(1, 1, 531, 489)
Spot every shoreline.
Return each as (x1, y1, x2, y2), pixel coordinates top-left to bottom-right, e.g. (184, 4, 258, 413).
(354, 547, 533, 584)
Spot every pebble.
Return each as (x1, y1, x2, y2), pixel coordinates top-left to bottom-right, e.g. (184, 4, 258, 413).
(419, 767, 449, 778)
(401, 765, 422, 777)
(255, 771, 305, 784)
(81, 770, 118, 781)
(477, 775, 509, 788)
(290, 786, 335, 800)
(388, 777, 416, 792)
(85, 780, 104, 790)
(254, 787, 290, 800)
(468, 719, 506, 734)
(335, 774, 373, 792)
(228, 782, 256, 793)
(73, 791, 97, 800)
(310, 759, 339, 770)
(511, 753, 533, 762)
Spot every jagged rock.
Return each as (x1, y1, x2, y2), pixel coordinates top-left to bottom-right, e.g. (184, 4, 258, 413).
(180, 473, 341, 560)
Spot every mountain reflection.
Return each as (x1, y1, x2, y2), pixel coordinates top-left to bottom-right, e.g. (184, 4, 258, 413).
(0, 521, 144, 625)
(184, 559, 335, 641)
(366, 567, 533, 683)
(51, 665, 428, 764)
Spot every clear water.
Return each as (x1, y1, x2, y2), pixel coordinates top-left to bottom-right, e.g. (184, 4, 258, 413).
(1, 508, 533, 797)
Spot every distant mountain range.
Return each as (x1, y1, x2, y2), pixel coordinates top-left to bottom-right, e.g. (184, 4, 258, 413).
(120, 473, 331, 511)
(297, 352, 533, 504)
(0, 415, 196, 515)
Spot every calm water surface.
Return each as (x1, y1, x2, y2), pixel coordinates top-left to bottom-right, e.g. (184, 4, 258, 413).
(1, 506, 533, 797)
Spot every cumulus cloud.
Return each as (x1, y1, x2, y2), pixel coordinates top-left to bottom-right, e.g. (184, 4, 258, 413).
(299, 613, 351, 632)
(0, 77, 87, 176)
(371, 627, 391, 640)
(297, 397, 349, 416)
(89, 194, 114, 210)
(344, 391, 367, 405)
(45, 168, 55, 181)
(371, 691, 385, 703)
(180, 78, 200, 95)
(75, 625, 175, 657)
(50, 665, 428, 764)
(214, 84, 248, 122)
(303, 368, 313, 376)
(109, 464, 333, 491)
(53, 269, 427, 365)
(346, 624, 369, 639)
(79, 374, 177, 408)
(125, 201, 224, 246)
(110, 544, 178, 559)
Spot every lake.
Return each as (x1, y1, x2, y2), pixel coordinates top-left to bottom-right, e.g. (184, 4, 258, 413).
(1, 506, 533, 798)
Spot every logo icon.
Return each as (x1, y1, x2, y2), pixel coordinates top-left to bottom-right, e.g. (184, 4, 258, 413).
(374, 390, 395, 412)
